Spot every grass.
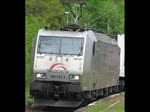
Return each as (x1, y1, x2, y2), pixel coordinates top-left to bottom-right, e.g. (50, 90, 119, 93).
(84, 102, 110, 112)
(25, 87, 34, 103)
(103, 100, 124, 112)
(84, 92, 125, 112)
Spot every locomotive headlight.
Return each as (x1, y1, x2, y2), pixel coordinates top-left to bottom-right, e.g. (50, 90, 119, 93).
(36, 73, 42, 78)
(36, 73, 46, 78)
(74, 76, 79, 80)
(69, 75, 80, 81)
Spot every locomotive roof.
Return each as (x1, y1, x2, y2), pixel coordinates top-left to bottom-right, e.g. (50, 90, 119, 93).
(94, 33, 118, 46)
(38, 29, 83, 37)
(38, 29, 117, 46)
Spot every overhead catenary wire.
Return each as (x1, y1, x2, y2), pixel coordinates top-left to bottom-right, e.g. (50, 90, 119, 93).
(77, 6, 118, 32)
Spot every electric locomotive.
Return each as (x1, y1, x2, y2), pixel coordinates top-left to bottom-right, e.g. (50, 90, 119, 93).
(30, 28, 120, 107)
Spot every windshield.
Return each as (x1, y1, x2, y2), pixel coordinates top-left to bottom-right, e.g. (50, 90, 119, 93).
(38, 36, 84, 55)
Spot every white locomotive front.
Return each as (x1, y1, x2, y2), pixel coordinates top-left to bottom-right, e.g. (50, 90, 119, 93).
(30, 29, 87, 107)
(32, 29, 84, 82)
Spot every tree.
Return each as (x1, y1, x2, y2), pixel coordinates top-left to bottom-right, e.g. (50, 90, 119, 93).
(25, 0, 65, 87)
(78, 0, 124, 34)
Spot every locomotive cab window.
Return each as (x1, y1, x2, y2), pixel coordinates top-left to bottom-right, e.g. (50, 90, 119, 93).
(37, 36, 84, 55)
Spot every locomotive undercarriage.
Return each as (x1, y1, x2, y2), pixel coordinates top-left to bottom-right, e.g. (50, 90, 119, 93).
(30, 81, 123, 107)
(30, 81, 82, 101)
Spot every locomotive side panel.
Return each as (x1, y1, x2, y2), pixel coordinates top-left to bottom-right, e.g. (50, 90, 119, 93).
(81, 34, 93, 91)
(80, 31, 98, 91)
(93, 42, 120, 90)
(80, 31, 120, 91)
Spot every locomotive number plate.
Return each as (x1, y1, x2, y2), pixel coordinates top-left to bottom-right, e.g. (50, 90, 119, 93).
(49, 75, 65, 79)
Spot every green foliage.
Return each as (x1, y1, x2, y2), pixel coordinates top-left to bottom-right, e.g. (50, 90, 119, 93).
(84, 101, 124, 112)
(79, 0, 124, 34)
(26, 86, 34, 102)
(85, 102, 109, 112)
(26, 0, 65, 29)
